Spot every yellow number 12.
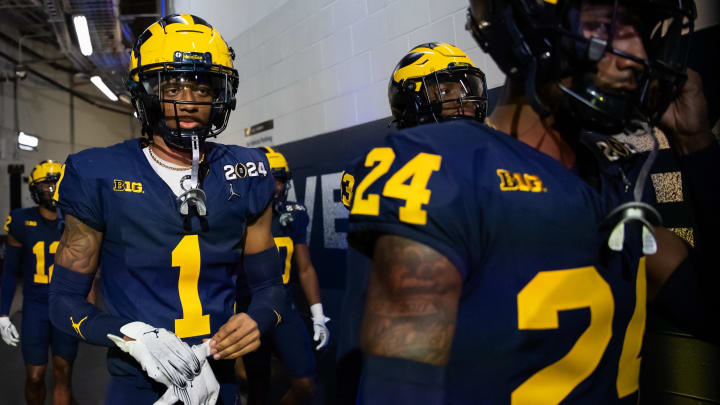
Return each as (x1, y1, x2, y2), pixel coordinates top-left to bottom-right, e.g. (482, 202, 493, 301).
(32, 241, 59, 284)
(172, 235, 210, 338)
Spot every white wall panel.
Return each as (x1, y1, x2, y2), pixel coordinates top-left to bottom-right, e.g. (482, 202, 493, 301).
(352, 10, 389, 55)
(322, 28, 353, 69)
(409, 15, 457, 48)
(336, 52, 372, 95)
(325, 93, 357, 132)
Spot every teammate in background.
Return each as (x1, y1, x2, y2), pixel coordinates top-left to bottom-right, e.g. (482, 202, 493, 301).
(48, 15, 287, 404)
(0, 161, 79, 405)
(336, 42, 488, 404)
(238, 146, 329, 405)
(347, 1, 717, 404)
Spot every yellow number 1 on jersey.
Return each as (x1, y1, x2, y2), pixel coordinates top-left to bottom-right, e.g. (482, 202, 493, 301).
(351, 147, 442, 225)
(172, 235, 210, 338)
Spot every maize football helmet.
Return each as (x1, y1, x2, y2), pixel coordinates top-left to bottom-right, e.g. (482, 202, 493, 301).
(389, 42, 488, 129)
(29, 160, 62, 209)
(259, 146, 292, 202)
(126, 14, 239, 149)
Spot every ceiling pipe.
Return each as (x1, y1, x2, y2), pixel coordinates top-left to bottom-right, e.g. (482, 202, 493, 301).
(0, 30, 75, 74)
(0, 49, 131, 116)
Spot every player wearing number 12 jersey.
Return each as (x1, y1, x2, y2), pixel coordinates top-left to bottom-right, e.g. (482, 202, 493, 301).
(1, 161, 79, 405)
(348, 0, 718, 404)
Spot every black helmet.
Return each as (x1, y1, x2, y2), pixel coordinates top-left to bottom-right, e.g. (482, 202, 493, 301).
(467, 0, 696, 133)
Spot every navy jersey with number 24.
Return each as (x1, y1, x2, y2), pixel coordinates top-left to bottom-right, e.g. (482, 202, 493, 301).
(347, 120, 652, 405)
(55, 139, 274, 345)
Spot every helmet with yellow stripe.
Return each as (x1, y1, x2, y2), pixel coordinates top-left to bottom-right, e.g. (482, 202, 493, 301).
(29, 160, 62, 208)
(389, 42, 488, 128)
(258, 146, 292, 201)
(126, 14, 239, 149)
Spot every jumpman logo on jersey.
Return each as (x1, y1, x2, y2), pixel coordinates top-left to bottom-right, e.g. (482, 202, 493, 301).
(228, 183, 241, 200)
(70, 316, 88, 339)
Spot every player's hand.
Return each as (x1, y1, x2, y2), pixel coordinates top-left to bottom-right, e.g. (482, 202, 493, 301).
(155, 341, 219, 405)
(659, 68, 712, 154)
(0, 316, 19, 347)
(209, 313, 260, 360)
(310, 303, 330, 350)
(278, 212, 294, 227)
(312, 316, 330, 350)
(107, 322, 202, 388)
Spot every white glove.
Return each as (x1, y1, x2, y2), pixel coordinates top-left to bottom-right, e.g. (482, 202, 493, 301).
(0, 316, 19, 347)
(155, 341, 219, 405)
(278, 212, 294, 227)
(107, 322, 202, 388)
(310, 303, 330, 350)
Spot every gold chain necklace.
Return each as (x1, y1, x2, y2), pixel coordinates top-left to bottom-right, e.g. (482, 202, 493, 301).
(147, 146, 191, 171)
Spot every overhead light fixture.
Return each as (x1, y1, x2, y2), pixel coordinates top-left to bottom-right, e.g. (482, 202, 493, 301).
(90, 75, 119, 101)
(73, 15, 93, 56)
(17, 131, 39, 151)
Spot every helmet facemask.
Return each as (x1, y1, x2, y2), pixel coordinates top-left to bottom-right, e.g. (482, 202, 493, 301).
(394, 66, 488, 128)
(130, 67, 237, 150)
(271, 170, 292, 202)
(30, 176, 60, 210)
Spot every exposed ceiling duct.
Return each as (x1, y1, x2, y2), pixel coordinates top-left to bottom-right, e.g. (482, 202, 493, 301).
(0, 0, 160, 106)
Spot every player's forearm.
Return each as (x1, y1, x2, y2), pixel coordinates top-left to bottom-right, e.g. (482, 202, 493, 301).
(49, 264, 131, 346)
(361, 235, 461, 366)
(54, 215, 102, 274)
(298, 264, 322, 306)
(243, 246, 288, 334)
(0, 244, 21, 315)
(359, 235, 461, 404)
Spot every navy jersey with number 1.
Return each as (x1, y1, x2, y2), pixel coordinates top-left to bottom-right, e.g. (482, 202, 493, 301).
(55, 138, 274, 346)
(348, 120, 654, 404)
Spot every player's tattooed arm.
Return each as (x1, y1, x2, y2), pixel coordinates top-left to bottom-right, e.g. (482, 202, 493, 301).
(55, 214, 103, 275)
(362, 234, 462, 366)
(6, 233, 21, 247)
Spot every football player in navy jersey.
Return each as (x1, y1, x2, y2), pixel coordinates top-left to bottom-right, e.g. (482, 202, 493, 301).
(48, 15, 287, 405)
(0, 161, 81, 405)
(337, 42, 488, 404)
(238, 146, 329, 405)
(347, 1, 717, 404)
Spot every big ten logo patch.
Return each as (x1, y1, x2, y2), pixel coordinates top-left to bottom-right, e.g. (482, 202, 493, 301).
(113, 179, 143, 193)
(496, 169, 546, 193)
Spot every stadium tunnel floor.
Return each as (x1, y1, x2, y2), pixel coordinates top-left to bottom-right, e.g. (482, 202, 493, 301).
(0, 283, 336, 405)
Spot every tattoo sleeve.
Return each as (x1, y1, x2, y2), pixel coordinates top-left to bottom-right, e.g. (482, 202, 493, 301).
(361, 234, 462, 366)
(55, 215, 103, 275)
